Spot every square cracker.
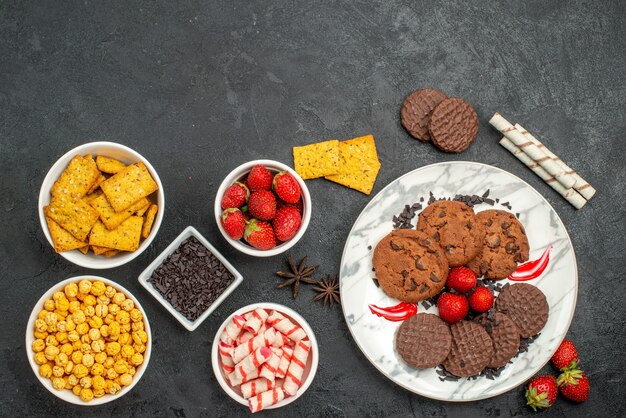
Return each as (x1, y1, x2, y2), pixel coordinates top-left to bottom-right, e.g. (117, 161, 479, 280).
(141, 204, 158, 238)
(96, 156, 127, 174)
(45, 216, 87, 253)
(101, 162, 158, 213)
(293, 140, 340, 179)
(87, 174, 107, 195)
(91, 245, 112, 256)
(78, 245, 89, 254)
(89, 217, 143, 252)
(84, 189, 104, 204)
(104, 249, 119, 257)
(90, 194, 150, 230)
(45, 196, 99, 241)
(135, 201, 151, 217)
(325, 134, 381, 195)
(50, 155, 101, 198)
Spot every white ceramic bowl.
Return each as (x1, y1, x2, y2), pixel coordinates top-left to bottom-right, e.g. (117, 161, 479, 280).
(211, 302, 318, 410)
(214, 160, 311, 257)
(138, 226, 244, 331)
(25, 275, 152, 406)
(38, 141, 165, 269)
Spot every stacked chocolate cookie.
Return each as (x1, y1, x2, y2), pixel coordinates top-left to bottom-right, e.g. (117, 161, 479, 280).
(400, 88, 478, 153)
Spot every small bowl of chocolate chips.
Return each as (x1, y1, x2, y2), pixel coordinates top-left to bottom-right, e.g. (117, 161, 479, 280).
(138, 226, 243, 331)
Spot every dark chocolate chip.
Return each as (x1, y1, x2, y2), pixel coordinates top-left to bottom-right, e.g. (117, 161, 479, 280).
(429, 272, 441, 282)
(433, 231, 440, 242)
(408, 279, 417, 291)
(415, 260, 425, 271)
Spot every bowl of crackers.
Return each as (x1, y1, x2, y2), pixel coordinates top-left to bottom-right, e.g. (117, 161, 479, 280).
(38, 142, 164, 269)
(25, 275, 151, 405)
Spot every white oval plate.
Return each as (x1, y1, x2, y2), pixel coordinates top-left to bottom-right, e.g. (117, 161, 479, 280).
(340, 161, 577, 402)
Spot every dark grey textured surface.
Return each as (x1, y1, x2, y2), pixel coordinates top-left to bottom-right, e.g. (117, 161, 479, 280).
(1, 1, 625, 417)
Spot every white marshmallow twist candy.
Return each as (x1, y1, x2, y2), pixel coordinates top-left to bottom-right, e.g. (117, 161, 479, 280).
(259, 348, 283, 382)
(266, 311, 307, 342)
(230, 346, 272, 386)
(243, 308, 269, 334)
(283, 340, 311, 396)
(248, 387, 285, 413)
(228, 363, 259, 386)
(232, 328, 276, 364)
(236, 330, 254, 346)
(241, 377, 275, 399)
(275, 345, 294, 379)
(271, 331, 290, 348)
(224, 314, 245, 342)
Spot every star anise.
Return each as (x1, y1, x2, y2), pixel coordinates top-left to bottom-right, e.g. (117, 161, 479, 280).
(312, 275, 340, 306)
(276, 256, 318, 299)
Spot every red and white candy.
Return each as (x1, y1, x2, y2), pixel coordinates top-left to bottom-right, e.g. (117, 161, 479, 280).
(243, 308, 269, 334)
(283, 340, 311, 396)
(248, 387, 285, 413)
(259, 348, 283, 382)
(218, 341, 235, 374)
(241, 377, 275, 399)
(229, 346, 272, 385)
(224, 314, 245, 342)
(274, 345, 294, 379)
(266, 310, 307, 342)
(232, 328, 276, 363)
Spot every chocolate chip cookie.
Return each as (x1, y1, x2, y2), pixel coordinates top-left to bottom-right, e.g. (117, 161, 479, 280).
(441, 320, 494, 377)
(466, 210, 529, 279)
(416, 200, 485, 267)
(474, 311, 520, 368)
(496, 283, 548, 338)
(373, 231, 448, 302)
(400, 88, 448, 142)
(396, 313, 452, 369)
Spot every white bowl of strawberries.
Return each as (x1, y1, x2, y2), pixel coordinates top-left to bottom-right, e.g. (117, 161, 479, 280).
(215, 160, 311, 257)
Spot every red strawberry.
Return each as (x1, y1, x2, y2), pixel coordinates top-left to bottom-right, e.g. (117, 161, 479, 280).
(436, 293, 469, 324)
(273, 206, 302, 241)
(244, 220, 276, 250)
(468, 286, 494, 313)
(221, 181, 249, 209)
(551, 339, 579, 371)
(525, 375, 558, 411)
(247, 165, 273, 191)
(446, 266, 477, 293)
(248, 190, 276, 221)
(558, 370, 589, 403)
(221, 208, 246, 240)
(272, 171, 301, 204)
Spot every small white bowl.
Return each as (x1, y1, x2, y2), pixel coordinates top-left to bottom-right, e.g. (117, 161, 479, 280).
(138, 226, 243, 331)
(211, 302, 318, 411)
(25, 275, 152, 406)
(214, 159, 312, 257)
(38, 141, 165, 269)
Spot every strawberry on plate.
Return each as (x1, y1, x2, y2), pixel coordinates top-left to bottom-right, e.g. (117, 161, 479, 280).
(525, 375, 558, 411)
(248, 190, 276, 221)
(437, 292, 469, 324)
(221, 208, 246, 240)
(558, 369, 589, 403)
(273, 206, 301, 242)
(551, 339, 579, 371)
(247, 165, 273, 191)
(446, 266, 477, 293)
(244, 220, 276, 250)
(221, 181, 249, 210)
(273, 171, 301, 204)
(468, 286, 494, 313)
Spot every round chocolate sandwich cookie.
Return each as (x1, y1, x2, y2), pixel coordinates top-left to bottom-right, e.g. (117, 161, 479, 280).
(474, 311, 520, 369)
(400, 88, 448, 142)
(442, 320, 494, 377)
(396, 313, 452, 369)
(466, 210, 530, 280)
(415, 200, 485, 267)
(495, 283, 548, 338)
(373, 231, 448, 302)
(428, 97, 479, 153)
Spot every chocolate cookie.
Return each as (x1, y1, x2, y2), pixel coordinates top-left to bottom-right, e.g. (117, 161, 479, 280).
(475, 311, 520, 368)
(466, 210, 530, 280)
(496, 283, 548, 338)
(373, 231, 448, 302)
(428, 98, 478, 153)
(416, 200, 485, 267)
(400, 89, 448, 142)
(396, 313, 452, 369)
(442, 320, 494, 377)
